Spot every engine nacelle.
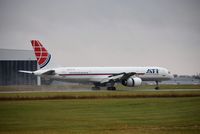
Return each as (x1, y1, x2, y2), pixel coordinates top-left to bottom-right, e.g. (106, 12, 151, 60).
(122, 77, 142, 87)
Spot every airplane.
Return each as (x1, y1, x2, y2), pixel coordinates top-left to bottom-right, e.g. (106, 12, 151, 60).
(19, 40, 173, 90)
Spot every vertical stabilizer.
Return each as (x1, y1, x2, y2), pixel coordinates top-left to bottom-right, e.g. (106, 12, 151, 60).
(31, 40, 51, 69)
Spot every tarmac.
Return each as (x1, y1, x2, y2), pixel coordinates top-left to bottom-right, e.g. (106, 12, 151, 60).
(0, 88, 200, 93)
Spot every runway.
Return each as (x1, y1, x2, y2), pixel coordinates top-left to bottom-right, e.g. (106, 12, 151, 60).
(0, 84, 200, 93)
(0, 88, 200, 93)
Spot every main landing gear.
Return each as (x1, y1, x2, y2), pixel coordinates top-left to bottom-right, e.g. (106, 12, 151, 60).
(155, 81, 159, 90)
(92, 86, 116, 90)
(92, 81, 116, 91)
(107, 87, 116, 91)
(92, 86, 101, 90)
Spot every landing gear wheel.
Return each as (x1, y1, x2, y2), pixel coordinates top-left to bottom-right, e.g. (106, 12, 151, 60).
(155, 81, 159, 90)
(92, 87, 100, 90)
(107, 87, 116, 91)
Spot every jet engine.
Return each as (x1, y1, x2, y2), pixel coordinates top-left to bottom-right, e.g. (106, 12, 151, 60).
(122, 76, 142, 87)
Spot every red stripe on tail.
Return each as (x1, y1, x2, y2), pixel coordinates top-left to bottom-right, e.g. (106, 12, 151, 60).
(31, 40, 51, 68)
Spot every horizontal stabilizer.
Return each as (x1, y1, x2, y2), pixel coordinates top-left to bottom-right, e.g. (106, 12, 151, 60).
(19, 70, 34, 74)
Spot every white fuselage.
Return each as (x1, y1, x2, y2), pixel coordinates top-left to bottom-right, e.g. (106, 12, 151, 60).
(19, 40, 173, 89)
(34, 66, 173, 84)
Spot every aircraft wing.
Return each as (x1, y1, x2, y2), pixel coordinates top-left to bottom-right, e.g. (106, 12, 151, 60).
(100, 72, 136, 84)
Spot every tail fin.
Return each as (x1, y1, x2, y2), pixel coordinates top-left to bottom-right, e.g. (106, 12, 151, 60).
(31, 40, 51, 69)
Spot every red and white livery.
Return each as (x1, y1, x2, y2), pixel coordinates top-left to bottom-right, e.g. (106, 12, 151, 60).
(31, 40, 51, 68)
(19, 40, 173, 90)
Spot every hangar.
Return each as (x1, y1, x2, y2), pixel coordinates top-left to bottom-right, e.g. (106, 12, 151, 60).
(0, 49, 40, 85)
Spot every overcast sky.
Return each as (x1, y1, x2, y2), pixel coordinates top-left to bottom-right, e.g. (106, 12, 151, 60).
(0, 0, 199, 75)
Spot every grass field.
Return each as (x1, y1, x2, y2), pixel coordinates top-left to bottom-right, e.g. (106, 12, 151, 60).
(0, 97, 200, 133)
(1, 90, 200, 100)
(0, 85, 200, 134)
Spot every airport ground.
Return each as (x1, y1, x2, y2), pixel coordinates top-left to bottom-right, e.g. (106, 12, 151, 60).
(0, 84, 200, 93)
(0, 85, 200, 134)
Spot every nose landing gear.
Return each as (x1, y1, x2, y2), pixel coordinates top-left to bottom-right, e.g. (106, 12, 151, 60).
(155, 81, 159, 90)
